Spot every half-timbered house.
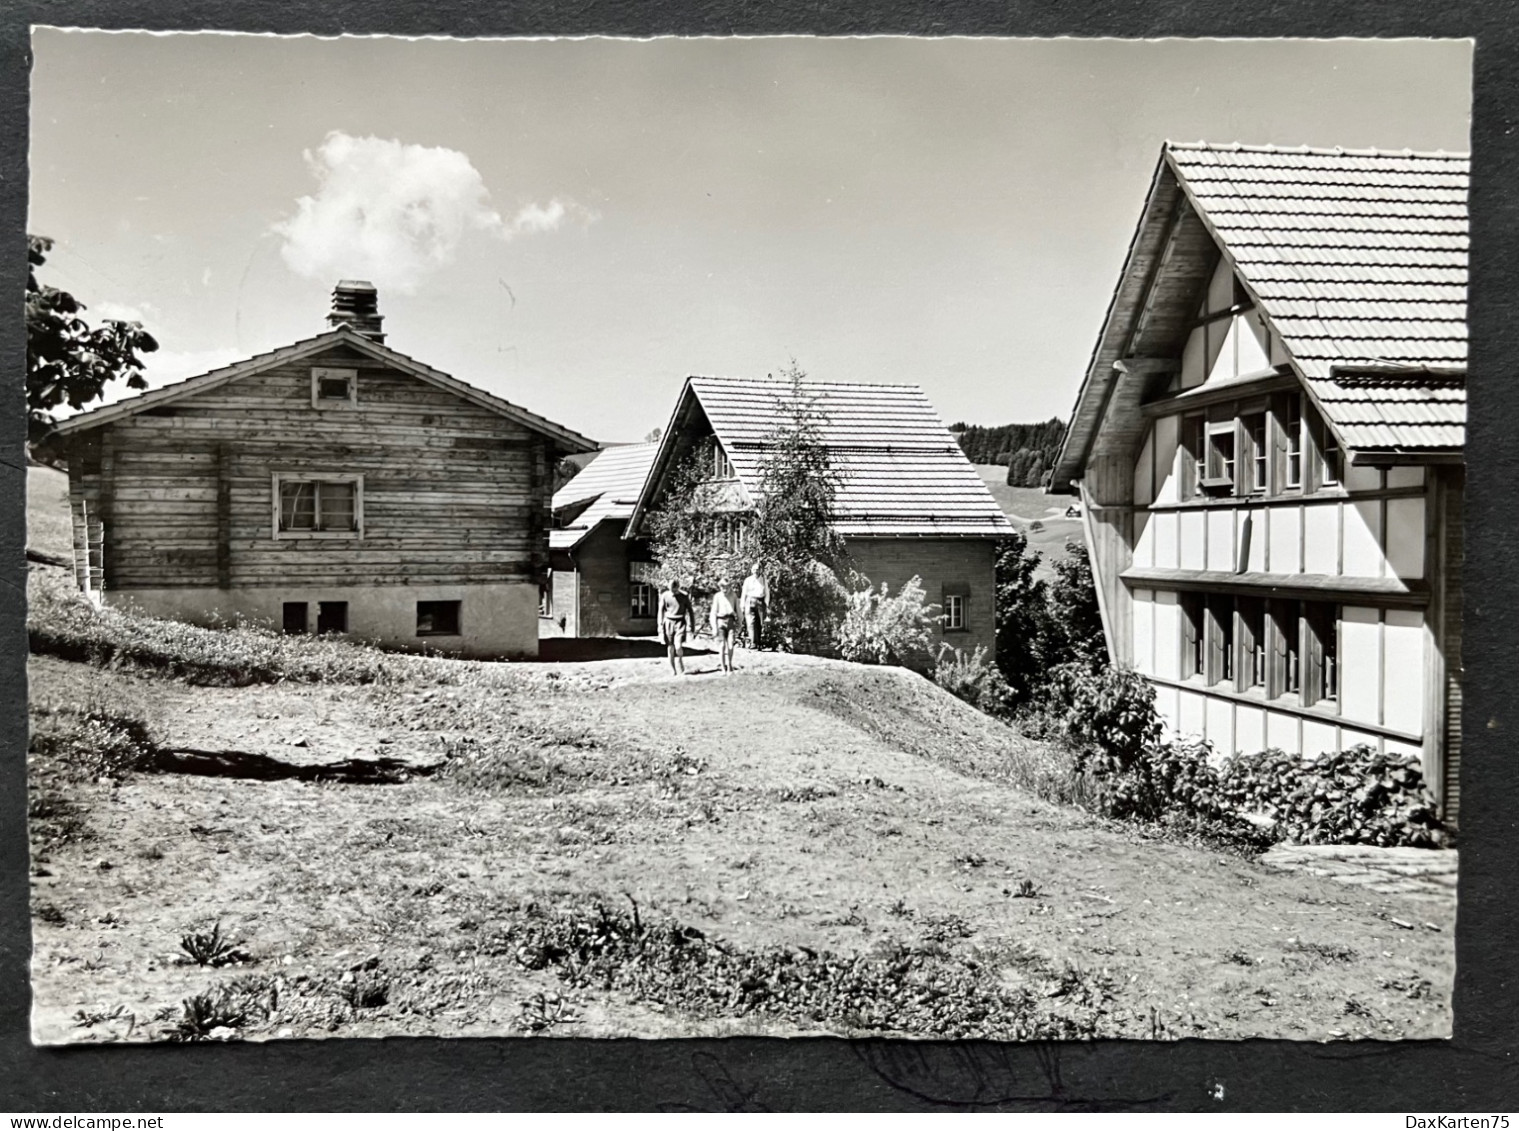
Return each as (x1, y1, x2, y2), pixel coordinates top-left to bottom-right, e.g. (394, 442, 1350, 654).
(1051, 143, 1467, 824)
(54, 281, 596, 658)
(627, 375, 1015, 661)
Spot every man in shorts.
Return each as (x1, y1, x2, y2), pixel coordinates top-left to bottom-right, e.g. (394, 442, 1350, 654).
(658, 577, 695, 676)
(709, 584, 739, 673)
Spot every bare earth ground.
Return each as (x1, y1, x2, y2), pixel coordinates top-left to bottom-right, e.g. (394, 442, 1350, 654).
(28, 641, 1455, 1044)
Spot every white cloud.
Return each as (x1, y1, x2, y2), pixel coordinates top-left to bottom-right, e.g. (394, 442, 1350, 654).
(91, 300, 150, 324)
(272, 131, 587, 293)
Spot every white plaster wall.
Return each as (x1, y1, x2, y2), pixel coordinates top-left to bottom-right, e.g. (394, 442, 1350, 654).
(1205, 696, 1234, 752)
(1383, 609, 1426, 736)
(1179, 510, 1206, 570)
(106, 581, 541, 659)
(1178, 688, 1206, 736)
(1340, 606, 1381, 725)
(1132, 511, 1155, 569)
(1267, 507, 1301, 574)
(1242, 509, 1267, 572)
(1154, 591, 1181, 681)
(1386, 497, 1426, 580)
(1132, 589, 1155, 676)
(1302, 719, 1338, 758)
(1235, 704, 1266, 755)
(1155, 684, 1181, 741)
(1154, 511, 1180, 570)
(1304, 505, 1339, 575)
(1266, 710, 1300, 755)
(1343, 498, 1383, 578)
(1206, 509, 1235, 572)
(1388, 467, 1426, 490)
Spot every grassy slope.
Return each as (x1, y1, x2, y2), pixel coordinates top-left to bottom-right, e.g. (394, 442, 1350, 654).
(28, 463, 73, 561)
(973, 465, 1083, 569)
(27, 625, 1454, 1044)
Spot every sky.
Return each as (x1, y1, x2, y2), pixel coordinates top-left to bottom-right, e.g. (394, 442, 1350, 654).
(28, 33, 1472, 444)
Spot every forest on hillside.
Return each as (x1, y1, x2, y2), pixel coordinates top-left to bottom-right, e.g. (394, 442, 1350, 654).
(948, 418, 1067, 487)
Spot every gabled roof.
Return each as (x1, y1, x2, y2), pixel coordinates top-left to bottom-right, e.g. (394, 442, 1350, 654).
(1054, 142, 1468, 488)
(53, 326, 597, 453)
(550, 442, 659, 551)
(628, 375, 1015, 539)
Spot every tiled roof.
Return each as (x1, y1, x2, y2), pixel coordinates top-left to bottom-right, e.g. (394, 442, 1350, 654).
(550, 442, 659, 549)
(1168, 143, 1468, 453)
(687, 376, 1014, 538)
(552, 442, 659, 512)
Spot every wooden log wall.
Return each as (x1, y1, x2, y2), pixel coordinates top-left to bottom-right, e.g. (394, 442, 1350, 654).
(66, 345, 559, 592)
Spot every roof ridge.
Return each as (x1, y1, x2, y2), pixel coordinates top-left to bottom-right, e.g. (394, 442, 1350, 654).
(1165, 140, 1471, 160)
(688, 374, 928, 392)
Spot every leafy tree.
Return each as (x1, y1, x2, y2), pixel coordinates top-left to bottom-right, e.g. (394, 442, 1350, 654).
(1043, 541, 1107, 667)
(991, 530, 1051, 704)
(747, 363, 851, 653)
(643, 438, 753, 603)
(26, 235, 158, 450)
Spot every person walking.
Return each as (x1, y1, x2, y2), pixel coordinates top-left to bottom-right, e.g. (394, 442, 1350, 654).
(709, 584, 739, 672)
(740, 562, 769, 650)
(658, 577, 696, 676)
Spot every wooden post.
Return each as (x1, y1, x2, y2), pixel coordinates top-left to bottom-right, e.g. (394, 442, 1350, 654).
(216, 442, 232, 589)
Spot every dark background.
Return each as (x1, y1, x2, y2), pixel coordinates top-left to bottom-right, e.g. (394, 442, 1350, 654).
(1, 1, 1515, 1112)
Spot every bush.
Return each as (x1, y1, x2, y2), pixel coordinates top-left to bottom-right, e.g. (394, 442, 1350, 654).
(1218, 744, 1446, 848)
(1041, 661, 1161, 778)
(836, 575, 939, 666)
(933, 644, 1014, 718)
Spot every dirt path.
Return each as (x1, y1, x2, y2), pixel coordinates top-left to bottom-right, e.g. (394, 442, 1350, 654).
(28, 652, 1455, 1044)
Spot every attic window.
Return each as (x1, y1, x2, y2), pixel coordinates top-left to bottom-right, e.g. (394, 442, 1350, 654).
(1200, 422, 1237, 495)
(311, 367, 357, 408)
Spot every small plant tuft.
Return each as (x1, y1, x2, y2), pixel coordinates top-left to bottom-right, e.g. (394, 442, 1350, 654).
(179, 921, 247, 968)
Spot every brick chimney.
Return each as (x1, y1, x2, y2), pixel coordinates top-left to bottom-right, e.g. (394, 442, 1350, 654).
(327, 279, 385, 343)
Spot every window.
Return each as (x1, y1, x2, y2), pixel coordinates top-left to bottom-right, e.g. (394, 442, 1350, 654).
(275, 476, 361, 537)
(282, 602, 308, 634)
(539, 586, 552, 617)
(630, 582, 654, 619)
(1202, 423, 1237, 494)
(1180, 593, 1206, 679)
(1244, 412, 1268, 495)
(1305, 602, 1339, 706)
(1270, 599, 1302, 698)
(311, 367, 357, 408)
(416, 600, 461, 637)
(944, 594, 966, 631)
(1320, 424, 1343, 488)
(1283, 396, 1304, 490)
(1237, 597, 1266, 692)
(316, 601, 348, 635)
(712, 443, 734, 480)
(1207, 595, 1234, 685)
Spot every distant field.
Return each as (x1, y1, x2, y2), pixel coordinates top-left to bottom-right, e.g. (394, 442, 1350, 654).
(973, 465, 1083, 568)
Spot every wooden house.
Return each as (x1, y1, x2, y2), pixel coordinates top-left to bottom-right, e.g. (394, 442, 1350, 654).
(54, 281, 596, 659)
(545, 442, 659, 637)
(626, 376, 1015, 661)
(1051, 143, 1467, 825)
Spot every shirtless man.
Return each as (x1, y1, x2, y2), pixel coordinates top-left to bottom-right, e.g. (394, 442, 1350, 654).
(658, 578, 696, 676)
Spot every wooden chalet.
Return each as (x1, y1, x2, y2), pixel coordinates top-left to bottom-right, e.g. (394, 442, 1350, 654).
(54, 281, 596, 659)
(626, 375, 1015, 661)
(545, 442, 659, 637)
(1052, 142, 1467, 825)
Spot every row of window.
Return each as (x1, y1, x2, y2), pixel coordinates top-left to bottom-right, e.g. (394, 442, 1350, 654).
(281, 599, 462, 638)
(1178, 592, 1339, 707)
(1179, 391, 1343, 502)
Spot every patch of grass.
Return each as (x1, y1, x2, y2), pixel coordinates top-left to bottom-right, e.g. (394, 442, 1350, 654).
(179, 921, 249, 968)
(497, 898, 1112, 1040)
(1287, 939, 1356, 964)
(165, 976, 278, 1042)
